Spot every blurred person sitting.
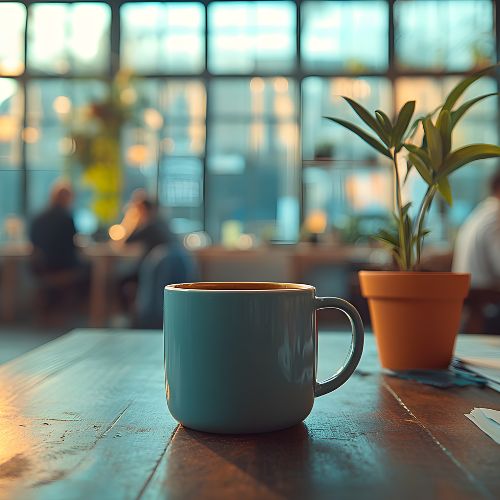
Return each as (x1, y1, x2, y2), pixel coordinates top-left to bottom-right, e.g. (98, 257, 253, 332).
(123, 195, 175, 258)
(116, 193, 175, 312)
(453, 170, 500, 288)
(29, 180, 89, 315)
(30, 180, 85, 274)
(453, 170, 500, 332)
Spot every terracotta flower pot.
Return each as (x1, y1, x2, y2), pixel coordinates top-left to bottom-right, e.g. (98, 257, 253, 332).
(358, 271, 470, 371)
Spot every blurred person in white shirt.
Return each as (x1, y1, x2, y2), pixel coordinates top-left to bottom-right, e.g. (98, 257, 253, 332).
(453, 170, 500, 289)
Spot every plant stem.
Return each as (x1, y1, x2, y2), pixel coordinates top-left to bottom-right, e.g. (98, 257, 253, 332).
(393, 151, 403, 213)
(392, 151, 408, 270)
(415, 184, 437, 264)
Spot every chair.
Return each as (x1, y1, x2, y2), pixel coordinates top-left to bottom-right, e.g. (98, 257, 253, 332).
(30, 249, 89, 326)
(136, 243, 198, 329)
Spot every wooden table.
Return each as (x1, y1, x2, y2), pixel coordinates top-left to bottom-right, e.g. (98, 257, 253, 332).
(0, 330, 498, 499)
(192, 244, 382, 284)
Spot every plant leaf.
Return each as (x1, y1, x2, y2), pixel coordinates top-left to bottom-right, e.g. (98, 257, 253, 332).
(414, 228, 430, 265)
(408, 152, 434, 185)
(438, 110, 452, 157)
(392, 101, 415, 150)
(373, 235, 396, 250)
(406, 116, 423, 140)
(440, 144, 500, 177)
(423, 117, 443, 169)
(437, 177, 453, 206)
(404, 143, 433, 166)
(323, 116, 392, 158)
(375, 110, 393, 135)
(374, 228, 399, 248)
(441, 65, 496, 113)
(401, 202, 412, 217)
(403, 159, 413, 183)
(341, 97, 391, 147)
(451, 92, 498, 130)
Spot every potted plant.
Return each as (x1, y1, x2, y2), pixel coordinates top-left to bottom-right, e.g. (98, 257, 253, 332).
(325, 66, 500, 370)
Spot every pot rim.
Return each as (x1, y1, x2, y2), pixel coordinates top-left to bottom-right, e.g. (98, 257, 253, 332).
(358, 270, 471, 299)
(358, 271, 470, 278)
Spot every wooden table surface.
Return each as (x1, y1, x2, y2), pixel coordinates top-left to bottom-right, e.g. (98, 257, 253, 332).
(0, 330, 498, 500)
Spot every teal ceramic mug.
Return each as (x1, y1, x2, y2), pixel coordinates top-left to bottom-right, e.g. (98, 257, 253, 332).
(164, 282, 364, 434)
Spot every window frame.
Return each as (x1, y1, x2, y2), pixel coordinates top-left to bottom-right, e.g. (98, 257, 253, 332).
(3, 0, 499, 241)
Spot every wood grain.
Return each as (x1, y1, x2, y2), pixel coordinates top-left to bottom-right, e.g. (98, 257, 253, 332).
(0, 330, 498, 500)
(0, 330, 177, 500)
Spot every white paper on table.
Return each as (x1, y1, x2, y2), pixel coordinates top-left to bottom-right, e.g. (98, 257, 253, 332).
(464, 364, 500, 391)
(465, 408, 500, 444)
(460, 356, 500, 371)
(455, 337, 500, 392)
(487, 380, 500, 392)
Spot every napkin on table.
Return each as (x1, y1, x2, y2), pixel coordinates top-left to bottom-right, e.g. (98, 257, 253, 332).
(386, 368, 488, 388)
(465, 408, 500, 444)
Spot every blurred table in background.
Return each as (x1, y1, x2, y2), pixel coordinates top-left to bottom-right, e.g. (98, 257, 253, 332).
(2, 242, 460, 328)
(0, 242, 33, 322)
(0, 242, 391, 327)
(82, 243, 384, 327)
(81, 242, 142, 327)
(192, 244, 387, 284)
(288, 244, 384, 282)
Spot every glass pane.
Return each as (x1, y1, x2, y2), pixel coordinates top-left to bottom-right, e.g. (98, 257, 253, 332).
(395, 77, 498, 240)
(26, 170, 61, 216)
(207, 78, 299, 243)
(121, 79, 206, 234)
(210, 77, 297, 119)
(121, 2, 205, 74)
(209, 2, 296, 73)
(302, 77, 392, 161)
(25, 79, 112, 228)
(26, 79, 108, 170)
(302, 162, 393, 243)
(0, 170, 22, 242)
(301, 1, 388, 71)
(0, 3, 26, 76)
(395, 1, 495, 70)
(159, 157, 204, 234)
(0, 78, 23, 169)
(28, 3, 110, 75)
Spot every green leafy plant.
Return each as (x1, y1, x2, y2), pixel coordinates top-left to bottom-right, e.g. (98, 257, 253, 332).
(325, 66, 500, 271)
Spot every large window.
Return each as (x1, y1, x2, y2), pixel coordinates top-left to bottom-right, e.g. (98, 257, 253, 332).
(0, 0, 498, 244)
(28, 3, 110, 75)
(395, 1, 495, 70)
(121, 2, 205, 74)
(207, 77, 300, 241)
(301, 1, 388, 71)
(208, 1, 296, 74)
(0, 3, 26, 76)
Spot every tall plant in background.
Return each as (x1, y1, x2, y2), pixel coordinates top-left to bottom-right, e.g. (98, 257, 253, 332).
(63, 71, 140, 227)
(325, 66, 500, 271)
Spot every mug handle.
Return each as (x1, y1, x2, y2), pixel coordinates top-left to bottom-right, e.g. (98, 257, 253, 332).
(313, 297, 364, 397)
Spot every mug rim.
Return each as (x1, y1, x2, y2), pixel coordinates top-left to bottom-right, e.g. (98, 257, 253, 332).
(165, 282, 315, 292)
